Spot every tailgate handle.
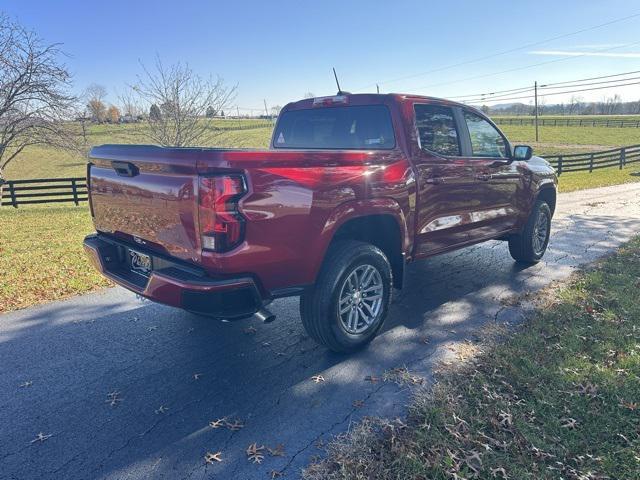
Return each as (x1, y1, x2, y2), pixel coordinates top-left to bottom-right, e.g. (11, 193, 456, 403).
(111, 161, 139, 177)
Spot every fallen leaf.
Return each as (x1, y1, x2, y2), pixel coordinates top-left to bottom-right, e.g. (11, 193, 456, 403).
(209, 418, 227, 429)
(269, 471, 284, 478)
(204, 451, 222, 464)
(19, 381, 33, 388)
(560, 417, 578, 429)
(30, 432, 52, 444)
(226, 419, 245, 431)
(246, 443, 265, 464)
(155, 405, 168, 414)
(311, 375, 325, 383)
(193, 373, 203, 380)
(268, 443, 285, 457)
(106, 391, 122, 407)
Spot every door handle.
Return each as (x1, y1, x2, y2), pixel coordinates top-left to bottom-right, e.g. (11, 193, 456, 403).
(424, 176, 445, 185)
(475, 173, 492, 181)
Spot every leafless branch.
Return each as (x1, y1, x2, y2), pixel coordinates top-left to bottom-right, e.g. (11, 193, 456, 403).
(0, 13, 78, 180)
(127, 56, 236, 147)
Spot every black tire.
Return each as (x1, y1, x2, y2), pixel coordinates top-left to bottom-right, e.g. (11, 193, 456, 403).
(300, 240, 392, 353)
(508, 200, 551, 264)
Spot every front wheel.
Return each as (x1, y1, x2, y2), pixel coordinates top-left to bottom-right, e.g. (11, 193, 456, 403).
(300, 240, 392, 353)
(508, 200, 551, 264)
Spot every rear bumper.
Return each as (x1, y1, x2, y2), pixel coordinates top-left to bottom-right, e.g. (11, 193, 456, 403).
(83, 234, 263, 319)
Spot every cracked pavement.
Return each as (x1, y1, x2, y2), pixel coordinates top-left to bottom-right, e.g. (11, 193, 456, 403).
(1, 183, 639, 479)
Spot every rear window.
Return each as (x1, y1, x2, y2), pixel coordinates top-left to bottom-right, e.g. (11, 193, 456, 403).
(273, 105, 395, 150)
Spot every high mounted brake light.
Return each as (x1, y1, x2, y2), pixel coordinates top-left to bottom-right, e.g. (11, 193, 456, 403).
(312, 95, 348, 106)
(198, 175, 247, 252)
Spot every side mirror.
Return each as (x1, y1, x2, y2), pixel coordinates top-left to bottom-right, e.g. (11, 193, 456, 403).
(513, 145, 533, 161)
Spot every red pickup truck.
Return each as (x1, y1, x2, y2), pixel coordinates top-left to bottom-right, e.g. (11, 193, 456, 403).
(84, 93, 557, 352)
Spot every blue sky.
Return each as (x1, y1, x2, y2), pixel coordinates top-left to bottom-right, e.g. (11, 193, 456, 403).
(4, 0, 640, 111)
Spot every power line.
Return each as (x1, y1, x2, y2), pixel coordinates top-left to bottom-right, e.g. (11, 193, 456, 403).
(409, 40, 640, 92)
(358, 11, 640, 90)
(462, 79, 640, 105)
(451, 69, 640, 102)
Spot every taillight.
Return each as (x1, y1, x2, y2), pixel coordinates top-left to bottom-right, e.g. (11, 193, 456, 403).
(198, 175, 247, 252)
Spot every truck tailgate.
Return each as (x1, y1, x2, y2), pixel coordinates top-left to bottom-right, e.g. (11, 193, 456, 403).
(88, 145, 202, 263)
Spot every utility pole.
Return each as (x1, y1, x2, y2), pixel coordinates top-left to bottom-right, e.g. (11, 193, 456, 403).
(534, 81, 539, 142)
(236, 106, 240, 118)
(376, 84, 380, 94)
(263, 99, 269, 118)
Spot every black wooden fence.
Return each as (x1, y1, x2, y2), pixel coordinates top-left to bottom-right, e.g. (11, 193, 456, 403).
(546, 144, 640, 175)
(1, 144, 640, 206)
(1, 177, 87, 207)
(494, 117, 640, 128)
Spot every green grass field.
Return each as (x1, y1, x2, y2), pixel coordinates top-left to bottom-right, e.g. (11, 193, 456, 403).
(4, 120, 273, 179)
(1, 118, 639, 312)
(305, 236, 640, 480)
(0, 205, 111, 312)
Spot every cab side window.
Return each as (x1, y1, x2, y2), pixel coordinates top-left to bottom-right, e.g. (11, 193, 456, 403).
(414, 104, 460, 157)
(463, 111, 508, 158)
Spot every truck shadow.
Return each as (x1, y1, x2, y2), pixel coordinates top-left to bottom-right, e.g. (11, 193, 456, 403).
(0, 213, 638, 479)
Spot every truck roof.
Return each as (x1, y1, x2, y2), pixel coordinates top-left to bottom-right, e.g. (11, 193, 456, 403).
(283, 92, 472, 111)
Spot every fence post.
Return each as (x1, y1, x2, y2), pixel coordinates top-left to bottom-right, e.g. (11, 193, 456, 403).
(589, 153, 594, 173)
(8, 181, 17, 208)
(620, 147, 626, 169)
(557, 156, 563, 176)
(71, 178, 79, 205)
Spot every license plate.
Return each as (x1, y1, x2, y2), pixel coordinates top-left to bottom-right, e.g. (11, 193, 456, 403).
(129, 249, 152, 276)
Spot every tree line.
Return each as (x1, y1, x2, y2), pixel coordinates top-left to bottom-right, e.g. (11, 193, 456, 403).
(482, 95, 640, 116)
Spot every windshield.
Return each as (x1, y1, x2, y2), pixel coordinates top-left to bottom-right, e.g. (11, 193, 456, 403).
(273, 105, 395, 150)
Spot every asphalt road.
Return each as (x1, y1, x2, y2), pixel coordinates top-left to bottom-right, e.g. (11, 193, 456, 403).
(2, 183, 640, 480)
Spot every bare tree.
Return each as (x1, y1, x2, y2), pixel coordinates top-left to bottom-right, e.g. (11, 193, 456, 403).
(567, 95, 583, 115)
(270, 105, 282, 117)
(118, 89, 144, 121)
(85, 83, 107, 122)
(603, 94, 622, 115)
(0, 13, 77, 183)
(127, 57, 236, 146)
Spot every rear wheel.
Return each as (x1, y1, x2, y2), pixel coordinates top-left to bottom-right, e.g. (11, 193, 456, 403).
(300, 240, 392, 353)
(508, 200, 551, 264)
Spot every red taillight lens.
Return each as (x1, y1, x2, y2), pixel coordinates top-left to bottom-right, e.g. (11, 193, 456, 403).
(198, 175, 247, 252)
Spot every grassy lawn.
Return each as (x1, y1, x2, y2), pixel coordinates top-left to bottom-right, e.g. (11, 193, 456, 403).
(305, 237, 640, 480)
(0, 205, 111, 313)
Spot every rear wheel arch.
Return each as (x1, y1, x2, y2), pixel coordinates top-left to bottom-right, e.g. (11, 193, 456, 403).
(324, 213, 406, 290)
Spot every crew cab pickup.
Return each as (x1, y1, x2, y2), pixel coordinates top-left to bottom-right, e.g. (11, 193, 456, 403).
(84, 93, 557, 352)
